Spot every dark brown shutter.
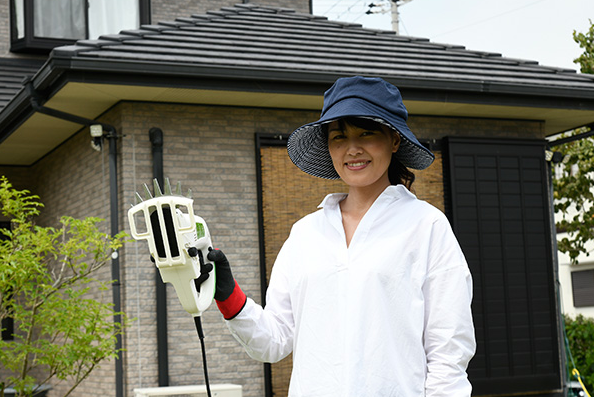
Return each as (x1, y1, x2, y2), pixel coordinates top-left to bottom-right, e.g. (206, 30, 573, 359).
(445, 137, 562, 396)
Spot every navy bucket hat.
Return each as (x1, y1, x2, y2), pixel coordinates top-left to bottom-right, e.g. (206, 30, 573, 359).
(287, 76, 434, 180)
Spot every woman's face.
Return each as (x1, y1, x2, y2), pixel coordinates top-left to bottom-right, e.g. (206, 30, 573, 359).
(327, 119, 400, 190)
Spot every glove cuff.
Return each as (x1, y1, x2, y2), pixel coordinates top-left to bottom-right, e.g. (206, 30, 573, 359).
(216, 280, 247, 320)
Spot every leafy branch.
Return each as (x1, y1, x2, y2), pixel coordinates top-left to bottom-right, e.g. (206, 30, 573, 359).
(552, 128, 594, 265)
(553, 22, 594, 265)
(574, 19, 594, 74)
(0, 176, 129, 397)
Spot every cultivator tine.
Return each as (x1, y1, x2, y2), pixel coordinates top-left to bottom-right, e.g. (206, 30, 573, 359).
(143, 183, 153, 200)
(132, 178, 192, 208)
(164, 178, 173, 195)
(153, 179, 163, 197)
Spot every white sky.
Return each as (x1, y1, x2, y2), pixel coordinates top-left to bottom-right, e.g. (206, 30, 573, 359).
(312, 0, 594, 72)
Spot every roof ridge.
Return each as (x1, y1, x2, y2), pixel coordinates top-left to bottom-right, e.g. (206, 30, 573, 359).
(232, 3, 298, 14)
(73, 0, 587, 82)
(192, 3, 374, 31)
(48, 2, 593, 88)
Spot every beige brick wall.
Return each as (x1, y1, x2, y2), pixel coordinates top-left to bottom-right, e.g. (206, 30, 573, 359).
(409, 115, 544, 140)
(32, 112, 123, 397)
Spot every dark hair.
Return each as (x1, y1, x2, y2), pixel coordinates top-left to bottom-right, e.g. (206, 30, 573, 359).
(325, 117, 415, 189)
(388, 156, 415, 189)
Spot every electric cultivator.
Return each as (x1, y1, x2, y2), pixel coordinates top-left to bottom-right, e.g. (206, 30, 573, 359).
(127, 178, 215, 317)
(128, 178, 218, 395)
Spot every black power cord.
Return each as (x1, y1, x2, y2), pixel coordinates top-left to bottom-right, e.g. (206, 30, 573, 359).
(193, 316, 212, 397)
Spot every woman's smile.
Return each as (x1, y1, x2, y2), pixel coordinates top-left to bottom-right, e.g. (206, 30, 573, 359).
(346, 160, 370, 170)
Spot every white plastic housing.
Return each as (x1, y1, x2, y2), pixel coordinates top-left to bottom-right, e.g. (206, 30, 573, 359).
(128, 196, 215, 316)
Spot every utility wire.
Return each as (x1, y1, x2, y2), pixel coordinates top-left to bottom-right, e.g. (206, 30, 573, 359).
(432, 0, 548, 39)
(351, 0, 367, 22)
(399, 16, 409, 35)
(336, 2, 361, 20)
(322, 0, 345, 16)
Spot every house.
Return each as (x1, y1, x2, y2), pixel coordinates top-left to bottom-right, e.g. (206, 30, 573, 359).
(557, 215, 594, 318)
(2, 1, 594, 396)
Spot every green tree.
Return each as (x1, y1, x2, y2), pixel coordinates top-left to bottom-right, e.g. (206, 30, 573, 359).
(564, 314, 594, 393)
(553, 126, 594, 265)
(574, 19, 594, 74)
(553, 21, 594, 264)
(0, 176, 128, 397)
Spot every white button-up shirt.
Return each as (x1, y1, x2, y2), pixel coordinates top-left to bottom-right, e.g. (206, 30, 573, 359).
(227, 185, 475, 396)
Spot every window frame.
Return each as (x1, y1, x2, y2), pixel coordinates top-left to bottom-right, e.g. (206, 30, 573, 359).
(9, 0, 151, 54)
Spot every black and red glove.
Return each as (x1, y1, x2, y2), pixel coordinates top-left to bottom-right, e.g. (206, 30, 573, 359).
(207, 248, 247, 320)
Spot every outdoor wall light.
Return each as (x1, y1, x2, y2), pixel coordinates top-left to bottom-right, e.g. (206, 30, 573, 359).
(545, 149, 569, 164)
(90, 124, 104, 152)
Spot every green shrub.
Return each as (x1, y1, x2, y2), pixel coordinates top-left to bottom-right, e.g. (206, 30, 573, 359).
(0, 176, 129, 397)
(564, 314, 594, 393)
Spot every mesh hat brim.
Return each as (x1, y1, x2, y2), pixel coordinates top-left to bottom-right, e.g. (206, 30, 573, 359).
(288, 123, 339, 179)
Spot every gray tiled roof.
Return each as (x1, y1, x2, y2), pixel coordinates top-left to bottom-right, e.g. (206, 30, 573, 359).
(0, 59, 44, 112)
(51, 3, 594, 97)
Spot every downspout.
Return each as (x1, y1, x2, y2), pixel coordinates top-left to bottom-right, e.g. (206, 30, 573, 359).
(547, 124, 594, 395)
(149, 127, 169, 386)
(545, 160, 568, 395)
(26, 80, 125, 397)
(107, 128, 124, 397)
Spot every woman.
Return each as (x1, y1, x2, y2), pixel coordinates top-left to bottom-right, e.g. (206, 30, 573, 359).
(208, 76, 476, 396)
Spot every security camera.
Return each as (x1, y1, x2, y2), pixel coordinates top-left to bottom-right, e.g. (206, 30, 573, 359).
(91, 138, 102, 152)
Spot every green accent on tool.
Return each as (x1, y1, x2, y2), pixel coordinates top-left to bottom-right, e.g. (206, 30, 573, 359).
(196, 222, 205, 239)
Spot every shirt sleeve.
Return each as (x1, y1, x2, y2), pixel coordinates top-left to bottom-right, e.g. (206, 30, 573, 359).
(423, 215, 476, 397)
(224, 238, 295, 364)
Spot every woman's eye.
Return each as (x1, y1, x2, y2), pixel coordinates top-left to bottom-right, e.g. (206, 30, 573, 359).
(330, 134, 345, 140)
(361, 130, 376, 137)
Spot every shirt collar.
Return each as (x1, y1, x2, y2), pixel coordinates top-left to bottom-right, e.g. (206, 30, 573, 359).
(317, 184, 412, 209)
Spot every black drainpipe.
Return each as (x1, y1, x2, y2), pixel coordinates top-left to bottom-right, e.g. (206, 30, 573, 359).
(26, 80, 124, 397)
(547, 123, 594, 395)
(149, 127, 169, 386)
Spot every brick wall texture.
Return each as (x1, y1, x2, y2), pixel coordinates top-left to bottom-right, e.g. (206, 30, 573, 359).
(0, 96, 544, 397)
(0, 0, 8, 57)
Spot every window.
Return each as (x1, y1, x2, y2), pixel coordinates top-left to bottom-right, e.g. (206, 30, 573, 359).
(571, 269, 594, 307)
(0, 221, 13, 341)
(10, 0, 151, 54)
